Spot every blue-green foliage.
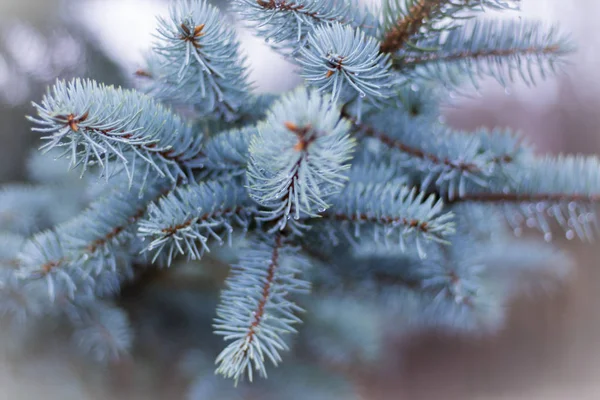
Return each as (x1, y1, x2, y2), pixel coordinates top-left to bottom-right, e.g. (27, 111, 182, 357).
(381, 0, 522, 49)
(0, 0, 595, 396)
(139, 181, 254, 265)
(149, 0, 251, 119)
(197, 126, 256, 178)
(298, 23, 393, 103)
(214, 234, 310, 383)
(352, 100, 534, 200)
(247, 88, 355, 233)
(400, 19, 572, 89)
(28, 79, 202, 185)
(324, 182, 456, 258)
(488, 155, 600, 241)
(69, 299, 132, 364)
(233, 0, 355, 52)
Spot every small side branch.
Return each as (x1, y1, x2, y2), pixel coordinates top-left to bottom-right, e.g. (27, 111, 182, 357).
(400, 45, 562, 68)
(325, 183, 456, 258)
(324, 211, 433, 237)
(450, 191, 600, 242)
(214, 234, 309, 383)
(244, 233, 282, 347)
(450, 192, 600, 204)
(392, 19, 571, 88)
(138, 182, 253, 265)
(342, 110, 479, 172)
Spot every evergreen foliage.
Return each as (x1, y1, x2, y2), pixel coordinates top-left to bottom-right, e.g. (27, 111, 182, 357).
(0, 0, 594, 395)
(149, 0, 252, 119)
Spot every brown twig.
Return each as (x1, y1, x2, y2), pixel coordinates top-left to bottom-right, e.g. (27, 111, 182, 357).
(341, 109, 480, 173)
(380, 0, 443, 54)
(398, 45, 562, 69)
(244, 233, 283, 350)
(56, 113, 200, 166)
(160, 207, 246, 237)
(324, 211, 431, 234)
(448, 192, 600, 204)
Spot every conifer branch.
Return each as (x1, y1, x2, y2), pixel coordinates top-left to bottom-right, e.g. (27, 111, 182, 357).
(149, 0, 251, 119)
(341, 108, 523, 201)
(369, 267, 477, 308)
(450, 155, 600, 241)
(0, 184, 73, 235)
(298, 23, 392, 104)
(247, 88, 355, 233)
(402, 44, 562, 68)
(4, 0, 596, 387)
(418, 244, 482, 308)
(395, 19, 571, 88)
(450, 192, 600, 204)
(327, 212, 435, 237)
(0, 234, 25, 267)
(15, 230, 73, 301)
(0, 269, 47, 325)
(323, 182, 455, 258)
(214, 234, 310, 384)
(58, 178, 169, 272)
(451, 192, 600, 241)
(344, 110, 481, 172)
(134, 69, 153, 79)
(346, 148, 410, 186)
(69, 300, 133, 364)
(256, 0, 315, 14)
(242, 232, 281, 343)
(138, 181, 255, 265)
(15, 177, 169, 299)
(28, 79, 203, 185)
(196, 126, 255, 179)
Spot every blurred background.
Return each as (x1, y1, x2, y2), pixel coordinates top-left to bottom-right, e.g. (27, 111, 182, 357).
(1, 0, 600, 399)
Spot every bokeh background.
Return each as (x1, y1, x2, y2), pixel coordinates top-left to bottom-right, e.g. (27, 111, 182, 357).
(1, 0, 600, 399)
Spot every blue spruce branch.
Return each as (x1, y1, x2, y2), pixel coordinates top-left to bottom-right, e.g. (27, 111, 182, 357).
(342, 107, 528, 200)
(397, 19, 572, 89)
(247, 88, 355, 232)
(213, 233, 310, 384)
(451, 155, 600, 242)
(298, 22, 393, 104)
(138, 181, 256, 265)
(322, 182, 456, 258)
(147, 0, 252, 119)
(28, 79, 203, 185)
(196, 126, 256, 179)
